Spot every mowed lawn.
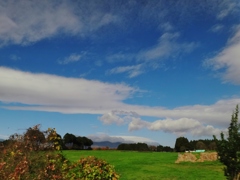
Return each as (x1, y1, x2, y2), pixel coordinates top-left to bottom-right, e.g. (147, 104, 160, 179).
(63, 150, 225, 180)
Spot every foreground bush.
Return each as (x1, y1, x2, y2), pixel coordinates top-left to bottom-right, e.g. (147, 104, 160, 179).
(0, 125, 119, 180)
(64, 156, 119, 180)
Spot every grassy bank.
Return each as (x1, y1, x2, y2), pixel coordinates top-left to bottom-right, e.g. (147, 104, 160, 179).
(63, 150, 225, 180)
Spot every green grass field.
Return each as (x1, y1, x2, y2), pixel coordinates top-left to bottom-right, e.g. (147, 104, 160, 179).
(63, 150, 225, 180)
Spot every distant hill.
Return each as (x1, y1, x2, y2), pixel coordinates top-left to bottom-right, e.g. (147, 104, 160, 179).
(92, 141, 121, 149)
(0, 139, 4, 142)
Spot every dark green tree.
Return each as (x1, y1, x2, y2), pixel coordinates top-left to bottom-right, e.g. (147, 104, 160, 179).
(174, 137, 190, 152)
(162, 146, 173, 152)
(82, 136, 93, 149)
(195, 141, 207, 150)
(208, 141, 217, 150)
(157, 145, 164, 151)
(214, 105, 240, 180)
(117, 143, 149, 151)
(63, 133, 76, 144)
(76, 136, 84, 149)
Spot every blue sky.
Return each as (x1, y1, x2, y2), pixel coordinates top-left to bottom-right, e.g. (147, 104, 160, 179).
(0, 0, 240, 147)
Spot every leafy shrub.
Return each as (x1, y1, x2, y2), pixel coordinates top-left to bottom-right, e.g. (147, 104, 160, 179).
(65, 156, 119, 180)
(0, 125, 119, 180)
(0, 125, 65, 179)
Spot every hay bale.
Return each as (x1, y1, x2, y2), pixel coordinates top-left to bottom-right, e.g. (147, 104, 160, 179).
(175, 152, 217, 163)
(175, 153, 197, 163)
(197, 152, 217, 162)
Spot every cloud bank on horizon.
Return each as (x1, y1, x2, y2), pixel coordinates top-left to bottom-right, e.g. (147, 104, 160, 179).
(0, 0, 240, 145)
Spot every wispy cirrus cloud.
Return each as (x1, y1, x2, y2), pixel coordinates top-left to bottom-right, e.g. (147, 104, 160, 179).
(209, 24, 224, 33)
(0, 1, 118, 47)
(106, 52, 134, 63)
(58, 53, 85, 65)
(138, 32, 198, 61)
(216, 0, 240, 19)
(106, 32, 198, 78)
(0, 0, 238, 47)
(107, 64, 144, 78)
(204, 26, 240, 84)
(9, 54, 21, 61)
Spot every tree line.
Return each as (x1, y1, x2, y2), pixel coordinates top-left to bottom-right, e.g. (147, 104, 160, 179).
(117, 143, 174, 152)
(1, 128, 93, 150)
(63, 133, 93, 150)
(174, 137, 217, 152)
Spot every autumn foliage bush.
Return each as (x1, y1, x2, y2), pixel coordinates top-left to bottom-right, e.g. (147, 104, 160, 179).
(64, 156, 119, 180)
(0, 125, 119, 180)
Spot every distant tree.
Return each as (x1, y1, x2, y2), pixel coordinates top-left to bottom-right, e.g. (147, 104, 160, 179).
(162, 146, 173, 152)
(62, 134, 93, 150)
(117, 143, 149, 151)
(208, 141, 217, 151)
(189, 139, 217, 151)
(214, 105, 240, 180)
(63, 133, 76, 144)
(149, 145, 157, 151)
(156, 145, 173, 152)
(76, 136, 84, 149)
(195, 141, 207, 150)
(82, 136, 93, 149)
(157, 145, 164, 152)
(137, 143, 149, 151)
(175, 137, 190, 152)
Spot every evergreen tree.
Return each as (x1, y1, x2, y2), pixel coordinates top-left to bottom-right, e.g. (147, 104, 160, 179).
(174, 137, 190, 152)
(214, 105, 240, 180)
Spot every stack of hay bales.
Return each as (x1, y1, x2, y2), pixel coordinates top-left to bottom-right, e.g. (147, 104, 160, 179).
(197, 152, 217, 162)
(175, 152, 217, 163)
(175, 153, 197, 163)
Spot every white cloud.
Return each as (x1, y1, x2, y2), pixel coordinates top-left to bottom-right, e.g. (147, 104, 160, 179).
(99, 107, 231, 137)
(0, 1, 118, 46)
(104, 112, 224, 137)
(99, 112, 125, 125)
(58, 53, 84, 65)
(0, 66, 135, 114)
(128, 118, 150, 131)
(99, 110, 139, 125)
(204, 26, 240, 84)
(0, 67, 239, 139)
(107, 64, 144, 78)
